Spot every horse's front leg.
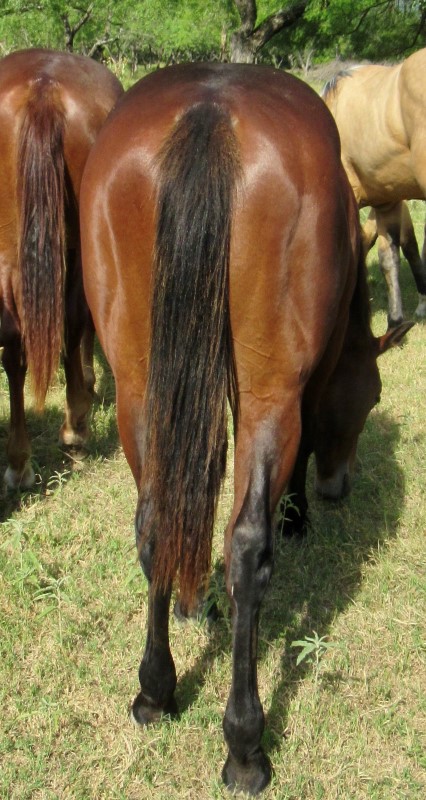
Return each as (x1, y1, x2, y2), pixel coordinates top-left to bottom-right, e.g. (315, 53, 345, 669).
(280, 430, 311, 538)
(60, 248, 93, 449)
(2, 337, 34, 489)
(80, 315, 96, 396)
(60, 342, 92, 449)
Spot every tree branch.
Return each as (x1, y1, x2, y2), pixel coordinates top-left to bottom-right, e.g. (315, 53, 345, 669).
(250, 1, 309, 51)
(61, 4, 93, 51)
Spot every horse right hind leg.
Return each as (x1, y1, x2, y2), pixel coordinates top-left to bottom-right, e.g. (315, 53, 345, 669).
(2, 338, 35, 489)
(399, 201, 426, 318)
(222, 402, 301, 795)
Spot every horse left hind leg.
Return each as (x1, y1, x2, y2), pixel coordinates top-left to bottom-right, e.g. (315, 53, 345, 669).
(2, 338, 35, 489)
(131, 494, 178, 724)
(114, 389, 178, 724)
(376, 206, 404, 327)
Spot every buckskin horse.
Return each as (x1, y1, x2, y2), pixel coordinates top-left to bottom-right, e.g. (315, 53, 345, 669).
(362, 202, 426, 318)
(80, 63, 411, 795)
(0, 48, 123, 489)
(322, 49, 426, 326)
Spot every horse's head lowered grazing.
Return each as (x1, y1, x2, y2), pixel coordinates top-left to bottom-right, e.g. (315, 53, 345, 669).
(80, 63, 411, 795)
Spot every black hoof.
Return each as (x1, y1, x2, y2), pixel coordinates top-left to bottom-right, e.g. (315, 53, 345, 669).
(387, 316, 403, 330)
(222, 749, 272, 796)
(279, 504, 308, 538)
(131, 691, 178, 726)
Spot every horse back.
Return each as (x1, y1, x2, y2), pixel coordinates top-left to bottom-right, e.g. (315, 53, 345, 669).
(323, 56, 426, 205)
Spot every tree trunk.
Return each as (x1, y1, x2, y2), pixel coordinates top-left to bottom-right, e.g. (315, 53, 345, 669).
(230, 31, 257, 63)
(230, 0, 309, 64)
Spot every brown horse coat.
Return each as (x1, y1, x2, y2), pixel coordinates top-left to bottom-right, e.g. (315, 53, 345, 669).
(80, 63, 410, 795)
(0, 48, 123, 488)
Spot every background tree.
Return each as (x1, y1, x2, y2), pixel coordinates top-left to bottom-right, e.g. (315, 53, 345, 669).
(230, 0, 309, 62)
(0, 1, 425, 70)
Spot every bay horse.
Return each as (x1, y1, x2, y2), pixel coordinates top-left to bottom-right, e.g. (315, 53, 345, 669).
(0, 48, 123, 489)
(80, 63, 411, 795)
(322, 49, 426, 326)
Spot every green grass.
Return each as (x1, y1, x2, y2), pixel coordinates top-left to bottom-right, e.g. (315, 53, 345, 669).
(1, 202, 425, 799)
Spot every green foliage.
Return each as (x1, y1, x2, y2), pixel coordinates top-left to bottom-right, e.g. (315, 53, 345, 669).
(267, 0, 426, 64)
(1, 1, 425, 65)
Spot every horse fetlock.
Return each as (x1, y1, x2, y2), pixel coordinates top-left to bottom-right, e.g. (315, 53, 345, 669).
(4, 461, 35, 490)
(415, 294, 426, 318)
(59, 418, 89, 447)
(223, 691, 270, 794)
(222, 748, 272, 796)
(82, 365, 96, 395)
(138, 646, 177, 708)
(131, 689, 178, 726)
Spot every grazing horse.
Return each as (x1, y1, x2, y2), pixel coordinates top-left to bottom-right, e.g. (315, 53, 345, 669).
(322, 49, 426, 326)
(0, 48, 123, 488)
(80, 63, 411, 795)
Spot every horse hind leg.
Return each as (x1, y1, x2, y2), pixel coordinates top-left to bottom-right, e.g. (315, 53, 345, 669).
(2, 337, 35, 489)
(222, 403, 301, 795)
(131, 491, 178, 724)
(399, 201, 426, 318)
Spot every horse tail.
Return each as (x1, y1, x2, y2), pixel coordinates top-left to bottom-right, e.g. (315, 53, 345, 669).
(142, 102, 240, 609)
(321, 69, 353, 101)
(17, 76, 67, 409)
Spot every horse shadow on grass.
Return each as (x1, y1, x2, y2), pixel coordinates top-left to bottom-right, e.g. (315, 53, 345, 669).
(0, 344, 119, 522)
(174, 406, 405, 761)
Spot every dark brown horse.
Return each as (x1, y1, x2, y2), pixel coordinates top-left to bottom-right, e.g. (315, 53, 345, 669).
(0, 48, 123, 489)
(322, 50, 426, 326)
(80, 63, 411, 795)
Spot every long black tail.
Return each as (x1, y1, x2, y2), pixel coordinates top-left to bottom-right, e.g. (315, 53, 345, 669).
(142, 102, 240, 608)
(17, 76, 66, 409)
